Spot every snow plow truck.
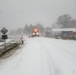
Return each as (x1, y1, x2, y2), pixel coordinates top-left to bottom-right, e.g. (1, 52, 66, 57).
(31, 28, 39, 37)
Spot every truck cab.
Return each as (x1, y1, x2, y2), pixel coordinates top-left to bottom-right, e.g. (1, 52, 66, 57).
(31, 28, 39, 37)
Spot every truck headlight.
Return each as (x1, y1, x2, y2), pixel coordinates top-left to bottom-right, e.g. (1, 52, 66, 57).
(33, 33, 35, 35)
(36, 32, 39, 35)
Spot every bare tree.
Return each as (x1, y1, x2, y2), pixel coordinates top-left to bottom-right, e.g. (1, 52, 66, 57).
(51, 23, 62, 29)
(68, 20, 76, 28)
(23, 24, 29, 34)
(16, 28, 23, 35)
(57, 14, 72, 28)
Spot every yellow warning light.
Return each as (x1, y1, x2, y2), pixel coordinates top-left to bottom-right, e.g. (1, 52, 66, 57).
(34, 28, 38, 32)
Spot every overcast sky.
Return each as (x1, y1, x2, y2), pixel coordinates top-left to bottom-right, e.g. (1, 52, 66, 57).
(0, 0, 76, 30)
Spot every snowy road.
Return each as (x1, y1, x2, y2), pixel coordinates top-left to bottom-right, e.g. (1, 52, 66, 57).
(0, 37, 76, 75)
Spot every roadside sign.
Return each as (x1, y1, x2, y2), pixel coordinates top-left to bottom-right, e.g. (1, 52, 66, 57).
(1, 27, 8, 51)
(2, 35, 8, 39)
(1, 27, 8, 34)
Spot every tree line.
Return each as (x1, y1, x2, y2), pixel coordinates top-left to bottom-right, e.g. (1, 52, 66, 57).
(9, 24, 50, 35)
(51, 14, 76, 28)
(9, 14, 76, 35)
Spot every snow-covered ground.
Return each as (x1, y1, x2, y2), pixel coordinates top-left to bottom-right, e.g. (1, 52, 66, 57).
(0, 37, 76, 75)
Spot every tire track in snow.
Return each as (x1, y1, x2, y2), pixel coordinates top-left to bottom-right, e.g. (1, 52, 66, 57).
(37, 40, 64, 75)
(53, 40, 76, 58)
(25, 39, 44, 75)
(33, 38, 76, 75)
(50, 41, 76, 65)
(40, 39, 76, 75)
(35, 39, 55, 75)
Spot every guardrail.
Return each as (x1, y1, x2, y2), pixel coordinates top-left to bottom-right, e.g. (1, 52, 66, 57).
(0, 39, 22, 56)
